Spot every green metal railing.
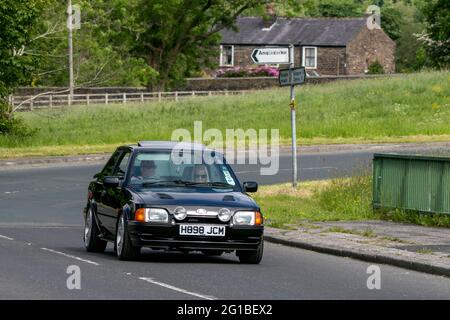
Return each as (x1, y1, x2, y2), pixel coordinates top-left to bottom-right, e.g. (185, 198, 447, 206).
(373, 153, 450, 215)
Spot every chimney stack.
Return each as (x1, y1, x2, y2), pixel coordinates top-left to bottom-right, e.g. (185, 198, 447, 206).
(263, 3, 277, 29)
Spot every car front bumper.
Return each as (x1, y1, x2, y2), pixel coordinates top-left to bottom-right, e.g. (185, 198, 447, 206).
(127, 221, 263, 251)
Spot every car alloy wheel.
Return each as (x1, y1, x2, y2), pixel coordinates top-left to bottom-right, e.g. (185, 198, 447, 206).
(84, 209, 93, 247)
(115, 213, 140, 260)
(83, 206, 107, 253)
(116, 215, 125, 257)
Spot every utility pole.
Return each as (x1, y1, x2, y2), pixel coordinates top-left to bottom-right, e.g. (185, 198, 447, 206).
(67, 0, 74, 106)
(289, 44, 298, 187)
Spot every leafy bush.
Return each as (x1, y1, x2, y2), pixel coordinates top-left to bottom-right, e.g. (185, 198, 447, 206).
(0, 102, 37, 137)
(367, 61, 385, 74)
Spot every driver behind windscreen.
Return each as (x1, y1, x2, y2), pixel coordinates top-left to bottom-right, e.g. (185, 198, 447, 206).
(132, 160, 156, 180)
(192, 164, 209, 183)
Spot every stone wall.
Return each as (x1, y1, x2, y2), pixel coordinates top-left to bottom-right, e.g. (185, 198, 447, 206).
(15, 74, 395, 96)
(346, 27, 396, 74)
(315, 47, 347, 75)
(176, 77, 278, 91)
(177, 74, 392, 90)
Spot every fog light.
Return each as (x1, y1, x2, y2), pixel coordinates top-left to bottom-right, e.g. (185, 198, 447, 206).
(218, 208, 232, 222)
(173, 206, 187, 220)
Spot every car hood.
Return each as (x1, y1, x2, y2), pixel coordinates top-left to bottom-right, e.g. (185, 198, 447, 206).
(133, 189, 258, 209)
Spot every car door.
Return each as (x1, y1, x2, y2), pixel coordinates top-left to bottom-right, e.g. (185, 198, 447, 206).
(100, 150, 132, 234)
(94, 149, 122, 233)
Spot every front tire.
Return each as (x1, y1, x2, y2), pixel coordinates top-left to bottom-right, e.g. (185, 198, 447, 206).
(115, 213, 140, 260)
(237, 239, 263, 264)
(84, 207, 107, 253)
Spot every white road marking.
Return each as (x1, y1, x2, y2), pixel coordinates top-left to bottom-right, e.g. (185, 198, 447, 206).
(139, 277, 216, 300)
(0, 234, 14, 241)
(40, 248, 100, 266)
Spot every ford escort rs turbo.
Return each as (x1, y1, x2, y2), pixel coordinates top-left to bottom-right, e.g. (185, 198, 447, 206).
(83, 141, 264, 263)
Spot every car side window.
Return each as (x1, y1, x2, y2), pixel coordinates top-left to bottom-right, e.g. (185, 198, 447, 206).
(114, 151, 131, 177)
(101, 150, 122, 177)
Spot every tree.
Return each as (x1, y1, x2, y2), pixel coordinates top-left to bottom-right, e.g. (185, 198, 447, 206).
(28, 0, 158, 88)
(0, 0, 48, 135)
(393, 1, 426, 72)
(417, 0, 450, 68)
(125, 0, 271, 90)
(305, 0, 363, 17)
(0, 0, 48, 99)
(378, 2, 403, 41)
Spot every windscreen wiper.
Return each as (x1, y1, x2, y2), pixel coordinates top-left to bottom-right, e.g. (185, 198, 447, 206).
(175, 181, 234, 188)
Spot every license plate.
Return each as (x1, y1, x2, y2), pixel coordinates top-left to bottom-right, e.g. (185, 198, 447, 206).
(179, 224, 226, 237)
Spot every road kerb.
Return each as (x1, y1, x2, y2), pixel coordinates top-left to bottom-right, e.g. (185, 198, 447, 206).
(265, 234, 450, 278)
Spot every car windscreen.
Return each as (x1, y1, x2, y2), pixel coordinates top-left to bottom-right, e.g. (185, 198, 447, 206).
(127, 150, 240, 191)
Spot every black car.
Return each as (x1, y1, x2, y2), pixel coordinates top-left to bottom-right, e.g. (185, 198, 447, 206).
(83, 141, 264, 263)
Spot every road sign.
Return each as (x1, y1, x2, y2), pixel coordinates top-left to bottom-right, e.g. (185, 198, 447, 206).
(279, 67, 306, 87)
(251, 47, 290, 64)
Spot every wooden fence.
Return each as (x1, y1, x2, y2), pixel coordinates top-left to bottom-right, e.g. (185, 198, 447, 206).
(10, 90, 249, 111)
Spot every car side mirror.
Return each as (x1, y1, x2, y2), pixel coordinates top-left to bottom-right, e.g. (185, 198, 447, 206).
(104, 176, 120, 188)
(243, 181, 258, 193)
(93, 172, 101, 179)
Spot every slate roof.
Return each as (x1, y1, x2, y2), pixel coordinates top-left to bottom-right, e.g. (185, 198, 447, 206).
(220, 17, 367, 46)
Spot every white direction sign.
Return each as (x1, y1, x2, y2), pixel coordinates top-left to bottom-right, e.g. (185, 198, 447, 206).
(279, 67, 306, 87)
(251, 47, 290, 64)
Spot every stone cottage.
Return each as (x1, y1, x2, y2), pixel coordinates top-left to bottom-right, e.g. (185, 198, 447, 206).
(219, 15, 396, 75)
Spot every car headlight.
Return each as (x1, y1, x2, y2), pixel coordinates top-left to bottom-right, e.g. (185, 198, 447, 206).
(232, 211, 263, 226)
(146, 208, 169, 223)
(173, 206, 187, 220)
(218, 208, 232, 222)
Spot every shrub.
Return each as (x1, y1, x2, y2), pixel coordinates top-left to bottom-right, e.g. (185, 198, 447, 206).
(367, 61, 385, 74)
(0, 102, 37, 137)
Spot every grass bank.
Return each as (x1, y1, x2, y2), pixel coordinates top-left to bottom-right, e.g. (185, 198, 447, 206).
(254, 175, 450, 229)
(1, 71, 449, 158)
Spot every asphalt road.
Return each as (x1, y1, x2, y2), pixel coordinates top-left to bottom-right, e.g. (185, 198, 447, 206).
(1, 148, 450, 299)
(0, 150, 374, 225)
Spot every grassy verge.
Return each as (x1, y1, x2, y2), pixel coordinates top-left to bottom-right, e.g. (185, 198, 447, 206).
(1, 71, 449, 159)
(254, 174, 450, 229)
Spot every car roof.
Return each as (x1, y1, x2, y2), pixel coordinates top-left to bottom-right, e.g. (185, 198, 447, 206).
(123, 141, 220, 154)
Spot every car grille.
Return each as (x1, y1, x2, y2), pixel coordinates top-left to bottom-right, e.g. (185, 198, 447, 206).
(181, 217, 228, 224)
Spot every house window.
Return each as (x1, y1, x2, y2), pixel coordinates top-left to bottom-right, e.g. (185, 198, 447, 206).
(220, 45, 234, 66)
(302, 46, 317, 69)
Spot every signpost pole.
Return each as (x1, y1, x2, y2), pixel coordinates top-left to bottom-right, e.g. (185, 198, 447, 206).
(67, 0, 74, 106)
(289, 44, 297, 187)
